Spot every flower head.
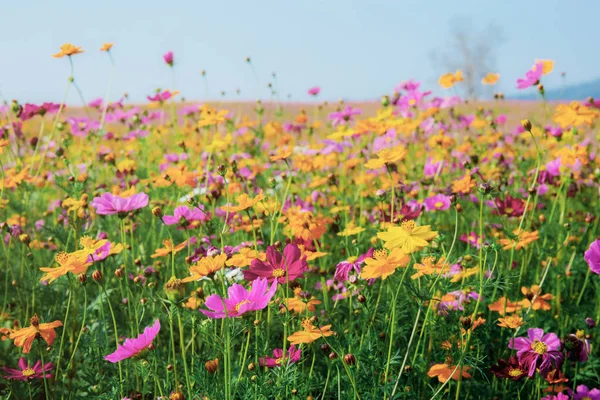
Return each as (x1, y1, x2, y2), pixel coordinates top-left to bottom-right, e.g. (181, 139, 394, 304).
(584, 239, 600, 274)
(53, 43, 84, 58)
(91, 192, 149, 216)
(517, 61, 544, 89)
(307, 86, 320, 96)
(9, 314, 63, 354)
(163, 205, 209, 229)
(360, 248, 410, 280)
(377, 220, 438, 254)
(200, 277, 277, 319)
(100, 43, 113, 52)
(105, 319, 160, 363)
(3, 358, 54, 381)
(259, 345, 302, 368)
(509, 328, 564, 377)
(163, 51, 174, 66)
(243, 244, 307, 284)
(438, 70, 463, 89)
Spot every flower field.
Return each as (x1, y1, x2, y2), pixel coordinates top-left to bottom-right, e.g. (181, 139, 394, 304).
(1, 47, 600, 400)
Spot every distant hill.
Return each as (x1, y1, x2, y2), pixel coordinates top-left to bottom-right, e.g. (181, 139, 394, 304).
(509, 78, 600, 101)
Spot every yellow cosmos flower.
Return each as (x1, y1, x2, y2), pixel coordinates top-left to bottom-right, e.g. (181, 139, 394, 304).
(377, 220, 438, 254)
(481, 72, 500, 85)
(360, 248, 410, 280)
(438, 70, 463, 88)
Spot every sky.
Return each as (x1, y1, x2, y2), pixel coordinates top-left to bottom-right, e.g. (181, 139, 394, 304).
(0, 0, 598, 104)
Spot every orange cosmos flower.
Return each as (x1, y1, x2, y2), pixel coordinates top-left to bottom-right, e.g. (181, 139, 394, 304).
(225, 247, 266, 268)
(9, 314, 63, 354)
(452, 173, 476, 195)
(520, 285, 553, 311)
(151, 239, 187, 258)
(482, 72, 500, 85)
(39, 251, 92, 283)
(182, 253, 227, 282)
(438, 70, 463, 89)
(100, 43, 113, 52)
(287, 318, 335, 345)
(553, 101, 599, 128)
(0, 139, 9, 154)
(427, 363, 471, 383)
(283, 296, 321, 314)
(221, 191, 264, 213)
(52, 43, 84, 58)
(360, 248, 410, 280)
(499, 229, 539, 251)
(364, 145, 407, 170)
(270, 147, 293, 161)
(411, 256, 449, 279)
(488, 296, 523, 316)
(497, 314, 525, 329)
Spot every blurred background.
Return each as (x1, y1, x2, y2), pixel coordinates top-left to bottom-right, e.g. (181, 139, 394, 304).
(1, 0, 598, 103)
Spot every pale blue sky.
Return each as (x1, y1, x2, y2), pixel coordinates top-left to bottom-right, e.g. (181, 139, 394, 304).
(0, 0, 596, 104)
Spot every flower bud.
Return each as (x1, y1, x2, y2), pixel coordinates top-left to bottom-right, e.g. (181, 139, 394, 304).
(91, 270, 103, 282)
(343, 354, 356, 366)
(357, 294, 366, 303)
(77, 273, 87, 285)
(151, 206, 163, 219)
(115, 268, 124, 279)
(586, 318, 596, 328)
(521, 119, 532, 132)
(19, 234, 31, 246)
(169, 391, 185, 400)
(319, 343, 330, 353)
(248, 362, 256, 371)
(205, 358, 219, 374)
(328, 352, 337, 360)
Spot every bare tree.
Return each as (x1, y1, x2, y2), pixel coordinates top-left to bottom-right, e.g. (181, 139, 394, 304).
(431, 19, 503, 100)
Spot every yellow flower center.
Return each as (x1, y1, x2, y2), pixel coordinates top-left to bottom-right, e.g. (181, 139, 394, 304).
(80, 235, 95, 248)
(275, 357, 287, 365)
(531, 340, 547, 355)
(346, 256, 357, 263)
(22, 368, 35, 377)
(272, 268, 286, 278)
(235, 300, 251, 312)
(373, 249, 388, 260)
(434, 201, 444, 209)
(508, 368, 523, 377)
(401, 220, 415, 232)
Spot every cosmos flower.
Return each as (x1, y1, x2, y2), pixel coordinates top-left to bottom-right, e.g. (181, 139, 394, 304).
(328, 106, 361, 126)
(163, 51, 174, 66)
(585, 239, 600, 274)
(573, 385, 600, 400)
(509, 328, 564, 377)
(221, 191, 264, 213)
(377, 220, 438, 254)
(516, 62, 544, 89)
(200, 277, 277, 319)
(360, 248, 410, 280)
(287, 318, 335, 345)
(423, 194, 452, 212)
(53, 43, 84, 58)
(9, 314, 63, 354)
(91, 192, 149, 216)
(490, 356, 527, 381)
(307, 86, 320, 96)
(39, 251, 92, 283)
(482, 72, 500, 85)
(493, 195, 525, 217)
(182, 253, 227, 282)
(243, 244, 307, 283)
(334, 248, 373, 281)
(163, 205, 209, 229)
(105, 319, 160, 363)
(259, 345, 302, 368)
(3, 358, 54, 381)
(438, 70, 463, 89)
(100, 43, 113, 52)
(427, 363, 471, 383)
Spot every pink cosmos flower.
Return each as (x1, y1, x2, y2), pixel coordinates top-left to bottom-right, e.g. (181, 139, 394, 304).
(147, 90, 177, 103)
(91, 192, 149, 216)
(3, 358, 54, 380)
(328, 106, 362, 126)
(423, 194, 452, 212)
(163, 205, 209, 229)
(307, 86, 320, 96)
(88, 98, 103, 109)
(259, 345, 302, 368)
(243, 244, 307, 283)
(585, 239, 600, 274)
(200, 277, 277, 319)
(105, 319, 160, 363)
(88, 241, 122, 263)
(67, 117, 100, 137)
(163, 51, 174, 66)
(516, 62, 544, 89)
(509, 328, 564, 377)
(334, 249, 373, 282)
(574, 385, 600, 400)
(459, 232, 483, 249)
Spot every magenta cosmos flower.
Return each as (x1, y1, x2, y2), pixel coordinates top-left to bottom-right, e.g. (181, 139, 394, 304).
(91, 192, 149, 216)
(148, 90, 177, 103)
(259, 345, 302, 368)
(328, 106, 362, 126)
(105, 319, 160, 363)
(163, 51, 174, 66)
(163, 205, 209, 229)
(423, 194, 452, 212)
(584, 239, 600, 274)
(307, 86, 320, 96)
(334, 248, 373, 282)
(243, 244, 307, 283)
(574, 385, 600, 400)
(3, 358, 53, 380)
(200, 277, 277, 319)
(509, 328, 564, 377)
(516, 61, 544, 89)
